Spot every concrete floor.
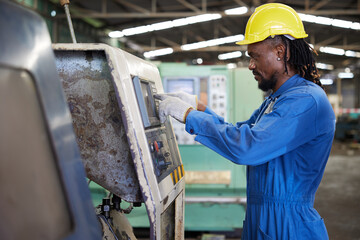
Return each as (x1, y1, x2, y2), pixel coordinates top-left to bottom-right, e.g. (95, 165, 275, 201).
(315, 142, 360, 240)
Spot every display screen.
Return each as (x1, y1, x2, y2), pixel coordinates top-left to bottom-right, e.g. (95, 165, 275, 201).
(166, 78, 194, 94)
(141, 81, 157, 118)
(133, 76, 160, 128)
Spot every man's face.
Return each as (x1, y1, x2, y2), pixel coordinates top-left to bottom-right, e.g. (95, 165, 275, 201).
(247, 40, 282, 92)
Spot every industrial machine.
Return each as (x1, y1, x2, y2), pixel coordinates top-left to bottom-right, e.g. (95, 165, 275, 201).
(53, 43, 185, 240)
(1, 1, 185, 240)
(0, 1, 101, 239)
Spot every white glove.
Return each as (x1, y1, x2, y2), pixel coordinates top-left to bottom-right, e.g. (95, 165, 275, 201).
(155, 91, 198, 110)
(157, 96, 194, 123)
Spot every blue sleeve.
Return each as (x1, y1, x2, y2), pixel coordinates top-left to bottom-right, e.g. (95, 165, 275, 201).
(185, 94, 318, 166)
(203, 106, 261, 127)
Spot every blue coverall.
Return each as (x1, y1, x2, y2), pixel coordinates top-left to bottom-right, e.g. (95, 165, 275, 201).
(185, 74, 336, 240)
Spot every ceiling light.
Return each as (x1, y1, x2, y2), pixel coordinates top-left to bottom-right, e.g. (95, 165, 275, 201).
(298, 13, 360, 30)
(51, 10, 56, 17)
(143, 48, 173, 58)
(108, 31, 124, 38)
(151, 21, 173, 31)
(122, 25, 150, 36)
(319, 47, 345, 56)
(345, 50, 360, 58)
(218, 51, 242, 60)
(315, 16, 333, 25)
(186, 14, 222, 24)
(332, 19, 353, 28)
(316, 63, 334, 70)
(351, 22, 360, 30)
(181, 34, 244, 51)
(338, 72, 354, 79)
(108, 14, 221, 38)
(320, 78, 334, 85)
(196, 58, 203, 64)
(225, 6, 248, 15)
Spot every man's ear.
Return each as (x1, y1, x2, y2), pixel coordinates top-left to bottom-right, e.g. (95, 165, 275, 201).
(275, 43, 286, 60)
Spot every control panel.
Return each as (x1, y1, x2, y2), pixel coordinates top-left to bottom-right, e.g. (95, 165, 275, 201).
(132, 76, 183, 184)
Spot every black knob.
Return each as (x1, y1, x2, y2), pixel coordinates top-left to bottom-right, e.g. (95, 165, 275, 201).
(112, 195, 121, 211)
(101, 198, 111, 218)
(158, 157, 171, 170)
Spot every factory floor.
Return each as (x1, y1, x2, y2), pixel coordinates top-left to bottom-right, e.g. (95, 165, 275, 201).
(181, 141, 360, 240)
(315, 141, 360, 240)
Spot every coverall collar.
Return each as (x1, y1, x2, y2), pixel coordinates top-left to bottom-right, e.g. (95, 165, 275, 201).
(270, 74, 300, 99)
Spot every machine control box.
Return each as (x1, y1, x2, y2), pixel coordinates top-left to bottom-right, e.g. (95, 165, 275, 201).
(132, 76, 183, 184)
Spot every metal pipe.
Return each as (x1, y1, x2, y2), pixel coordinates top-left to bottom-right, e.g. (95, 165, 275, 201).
(60, 0, 77, 43)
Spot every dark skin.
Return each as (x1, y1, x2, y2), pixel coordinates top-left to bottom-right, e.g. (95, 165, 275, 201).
(248, 38, 297, 92)
(185, 38, 297, 120)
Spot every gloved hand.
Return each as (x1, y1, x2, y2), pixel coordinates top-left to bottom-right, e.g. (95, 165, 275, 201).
(155, 91, 198, 110)
(157, 96, 194, 123)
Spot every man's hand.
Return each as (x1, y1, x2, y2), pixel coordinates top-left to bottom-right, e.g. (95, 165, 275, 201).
(155, 92, 198, 110)
(156, 96, 194, 123)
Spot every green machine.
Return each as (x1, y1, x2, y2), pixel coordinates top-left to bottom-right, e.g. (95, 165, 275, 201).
(89, 62, 263, 234)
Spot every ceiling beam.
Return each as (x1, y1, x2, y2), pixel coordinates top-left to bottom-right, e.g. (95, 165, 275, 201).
(202, 0, 207, 11)
(233, 0, 249, 8)
(310, 0, 331, 11)
(219, 24, 232, 36)
(112, 0, 149, 13)
(316, 35, 343, 46)
(152, 0, 157, 12)
(156, 36, 180, 47)
(176, 0, 201, 12)
(102, 0, 107, 13)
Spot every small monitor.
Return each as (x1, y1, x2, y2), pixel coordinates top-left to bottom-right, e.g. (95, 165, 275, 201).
(133, 76, 161, 128)
(163, 77, 200, 96)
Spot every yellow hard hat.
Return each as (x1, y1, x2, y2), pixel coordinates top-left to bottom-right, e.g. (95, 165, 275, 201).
(236, 3, 308, 45)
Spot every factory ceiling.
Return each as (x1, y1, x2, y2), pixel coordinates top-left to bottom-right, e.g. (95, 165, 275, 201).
(23, 0, 360, 74)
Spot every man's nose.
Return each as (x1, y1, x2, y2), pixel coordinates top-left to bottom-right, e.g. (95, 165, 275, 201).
(248, 59, 255, 70)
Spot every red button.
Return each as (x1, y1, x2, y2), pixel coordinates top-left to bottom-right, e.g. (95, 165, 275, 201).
(154, 141, 159, 152)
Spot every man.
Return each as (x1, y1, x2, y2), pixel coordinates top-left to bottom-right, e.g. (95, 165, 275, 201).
(156, 3, 335, 240)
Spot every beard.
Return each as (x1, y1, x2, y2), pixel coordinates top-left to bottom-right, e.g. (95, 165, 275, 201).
(255, 72, 278, 92)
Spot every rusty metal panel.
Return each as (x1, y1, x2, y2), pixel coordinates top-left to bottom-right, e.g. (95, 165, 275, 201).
(55, 50, 142, 202)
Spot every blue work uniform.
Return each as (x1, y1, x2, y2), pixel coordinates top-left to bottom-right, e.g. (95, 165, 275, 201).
(185, 74, 336, 240)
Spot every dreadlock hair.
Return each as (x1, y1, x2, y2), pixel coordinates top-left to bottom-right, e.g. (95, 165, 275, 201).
(269, 35, 324, 90)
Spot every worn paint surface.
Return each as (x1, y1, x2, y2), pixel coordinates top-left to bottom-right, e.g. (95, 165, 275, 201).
(54, 50, 142, 202)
